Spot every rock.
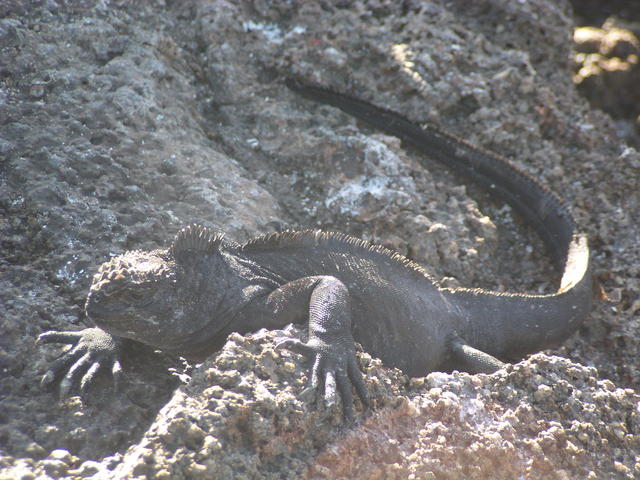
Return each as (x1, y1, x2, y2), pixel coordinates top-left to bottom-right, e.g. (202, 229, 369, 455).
(1, 0, 639, 479)
(572, 20, 640, 122)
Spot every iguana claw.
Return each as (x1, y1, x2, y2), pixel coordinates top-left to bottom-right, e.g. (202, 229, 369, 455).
(37, 327, 122, 398)
(276, 336, 369, 422)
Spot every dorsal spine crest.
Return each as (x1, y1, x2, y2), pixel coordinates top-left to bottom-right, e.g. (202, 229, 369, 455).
(169, 224, 224, 258)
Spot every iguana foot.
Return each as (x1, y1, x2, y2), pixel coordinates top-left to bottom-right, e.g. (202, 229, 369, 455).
(276, 336, 369, 422)
(37, 327, 122, 399)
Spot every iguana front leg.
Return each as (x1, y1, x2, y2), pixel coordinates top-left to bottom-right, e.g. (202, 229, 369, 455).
(267, 276, 369, 421)
(37, 327, 123, 398)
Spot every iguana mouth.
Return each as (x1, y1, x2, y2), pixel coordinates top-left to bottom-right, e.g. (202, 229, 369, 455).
(85, 288, 152, 325)
(85, 293, 133, 326)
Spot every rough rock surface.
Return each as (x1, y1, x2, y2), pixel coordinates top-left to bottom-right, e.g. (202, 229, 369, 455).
(570, 0, 640, 26)
(1, 0, 639, 479)
(572, 19, 640, 147)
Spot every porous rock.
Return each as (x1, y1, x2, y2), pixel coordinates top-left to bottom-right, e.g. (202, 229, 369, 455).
(1, 0, 639, 479)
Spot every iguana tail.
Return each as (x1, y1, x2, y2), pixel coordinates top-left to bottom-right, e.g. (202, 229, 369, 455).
(286, 78, 591, 357)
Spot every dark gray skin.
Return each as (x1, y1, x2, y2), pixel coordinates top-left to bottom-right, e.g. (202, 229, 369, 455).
(38, 79, 592, 420)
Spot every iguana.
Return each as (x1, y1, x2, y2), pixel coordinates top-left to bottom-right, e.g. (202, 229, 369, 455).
(37, 78, 592, 420)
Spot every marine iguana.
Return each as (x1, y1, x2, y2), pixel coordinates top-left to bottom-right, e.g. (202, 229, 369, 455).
(37, 78, 592, 420)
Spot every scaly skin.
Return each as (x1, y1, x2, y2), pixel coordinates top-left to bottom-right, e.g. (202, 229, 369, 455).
(38, 80, 592, 420)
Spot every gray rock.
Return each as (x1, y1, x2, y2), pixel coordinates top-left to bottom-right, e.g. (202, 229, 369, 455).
(1, 1, 639, 479)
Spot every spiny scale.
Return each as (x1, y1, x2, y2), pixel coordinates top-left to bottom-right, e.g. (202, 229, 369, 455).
(241, 229, 440, 285)
(170, 224, 225, 257)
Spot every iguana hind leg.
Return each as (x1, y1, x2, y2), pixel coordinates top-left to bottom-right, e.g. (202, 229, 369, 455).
(449, 336, 505, 374)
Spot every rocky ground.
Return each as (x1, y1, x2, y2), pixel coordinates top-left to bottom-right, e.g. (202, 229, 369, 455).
(571, 16, 640, 149)
(0, 0, 638, 479)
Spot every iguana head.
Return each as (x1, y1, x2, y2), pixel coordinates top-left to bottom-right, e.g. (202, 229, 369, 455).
(85, 249, 182, 347)
(85, 225, 226, 353)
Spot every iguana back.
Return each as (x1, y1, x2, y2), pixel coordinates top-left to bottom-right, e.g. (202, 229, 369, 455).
(236, 230, 454, 375)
